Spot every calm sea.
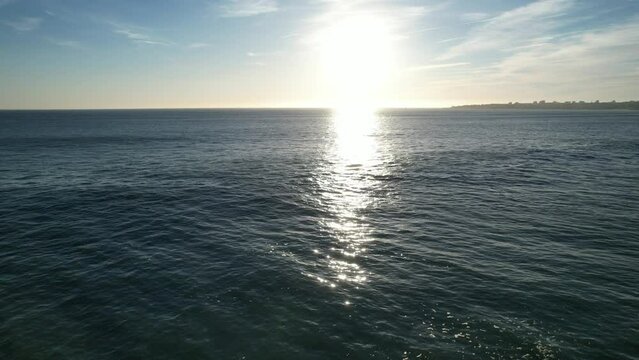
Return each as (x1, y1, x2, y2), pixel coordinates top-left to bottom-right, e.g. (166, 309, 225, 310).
(1, 109, 638, 359)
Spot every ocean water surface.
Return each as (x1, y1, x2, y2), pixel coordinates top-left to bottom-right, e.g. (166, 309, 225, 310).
(1, 109, 638, 359)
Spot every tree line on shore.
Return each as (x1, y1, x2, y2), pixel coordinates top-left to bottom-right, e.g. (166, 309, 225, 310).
(452, 100, 639, 110)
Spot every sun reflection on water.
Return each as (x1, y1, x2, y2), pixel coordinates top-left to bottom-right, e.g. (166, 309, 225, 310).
(308, 108, 388, 298)
(332, 108, 380, 167)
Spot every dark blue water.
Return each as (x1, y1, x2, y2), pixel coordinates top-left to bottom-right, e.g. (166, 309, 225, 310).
(1, 109, 638, 359)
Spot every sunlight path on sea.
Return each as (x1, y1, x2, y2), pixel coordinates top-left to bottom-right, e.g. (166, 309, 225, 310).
(307, 109, 389, 303)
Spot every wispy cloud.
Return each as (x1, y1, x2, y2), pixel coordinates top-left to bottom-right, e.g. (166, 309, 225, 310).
(311, 1, 444, 23)
(438, 36, 464, 44)
(110, 23, 171, 46)
(46, 38, 82, 49)
(188, 42, 210, 49)
(408, 62, 470, 72)
(3, 17, 42, 31)
(461, 12, 491, 23)
(440, 0, 574, 60)
(493, 17, 639, 86)
(246, 51, 279, 57)
(219, 0, 278, 18)
(245, 50, 283, 66)
(306, 0, 444, 45)
(419, 15, 639, 102)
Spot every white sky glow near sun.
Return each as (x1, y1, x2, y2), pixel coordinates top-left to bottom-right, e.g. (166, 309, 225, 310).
(317, 14, 395, 111)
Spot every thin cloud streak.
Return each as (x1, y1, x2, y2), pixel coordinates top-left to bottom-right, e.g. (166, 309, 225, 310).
(419, 15, 639, 102)
(439, 0, 574, 60)
(493, 17, 639, 85)
(188, 43, 210, 49)
(407, 62, 470, 71)
(3, 17, 42, 31)
(46, 38, 82, 48)
(305, 0, 445, 46)
(219, 0, 278, 18)
(461, 12, 490, 22)
(110, 23, 171, 46)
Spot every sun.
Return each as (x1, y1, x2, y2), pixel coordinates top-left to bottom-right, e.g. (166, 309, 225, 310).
(317, 14, 395, 111)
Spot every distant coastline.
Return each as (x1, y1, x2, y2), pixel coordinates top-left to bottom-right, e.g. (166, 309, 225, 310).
(452, 100, 639, 110)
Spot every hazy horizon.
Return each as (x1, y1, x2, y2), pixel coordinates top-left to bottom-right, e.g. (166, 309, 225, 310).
(1, 0, 639, 110)
(0, 100, 636, 111)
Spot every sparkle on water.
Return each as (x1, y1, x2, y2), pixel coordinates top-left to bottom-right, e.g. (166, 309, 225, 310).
(309, 108, 384, 298)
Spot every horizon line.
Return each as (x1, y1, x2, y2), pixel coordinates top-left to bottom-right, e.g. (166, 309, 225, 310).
(0, 106, 449, 111)
(1, 100, 637, 112)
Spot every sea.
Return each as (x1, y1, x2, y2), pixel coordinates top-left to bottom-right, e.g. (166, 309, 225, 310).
(1, 109, 638, 359)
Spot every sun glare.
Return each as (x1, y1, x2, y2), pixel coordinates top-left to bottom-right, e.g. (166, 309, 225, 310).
(318, 14, 395, 111)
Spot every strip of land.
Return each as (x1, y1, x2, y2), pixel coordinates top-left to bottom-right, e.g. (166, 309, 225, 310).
(452, 101, 639, 110)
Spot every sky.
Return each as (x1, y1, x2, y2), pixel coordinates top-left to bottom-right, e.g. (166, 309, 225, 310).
(1, 0, 638, 109)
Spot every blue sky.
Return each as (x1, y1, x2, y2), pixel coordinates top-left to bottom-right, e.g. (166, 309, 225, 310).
(1, 0, 638, 108)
